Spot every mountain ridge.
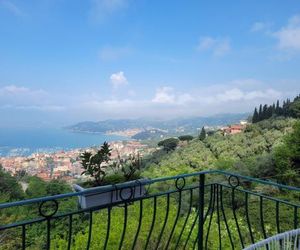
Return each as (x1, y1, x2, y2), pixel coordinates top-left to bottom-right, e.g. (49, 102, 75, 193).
(65, 113, 249, 135)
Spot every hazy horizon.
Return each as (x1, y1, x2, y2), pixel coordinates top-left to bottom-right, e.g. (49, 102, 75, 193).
(0, 111, 250, 129)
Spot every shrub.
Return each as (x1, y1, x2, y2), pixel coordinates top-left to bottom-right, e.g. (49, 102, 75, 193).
(158, 138, 179, 152)
(178, 135, 194, 141)
(80, 142, 112, 186)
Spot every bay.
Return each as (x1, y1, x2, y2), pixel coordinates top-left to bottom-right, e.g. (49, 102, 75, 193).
(0, 127, 127, 157)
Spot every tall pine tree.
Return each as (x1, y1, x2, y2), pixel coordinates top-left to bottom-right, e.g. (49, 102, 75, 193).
(262, 104, 268, 120)
(258, 104, 263, 121)
(252, 107, 259, 123)
(199, 127, 206, 141)
(275, 100, 280, 115)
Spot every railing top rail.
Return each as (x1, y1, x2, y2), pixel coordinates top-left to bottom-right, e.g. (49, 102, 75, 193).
(0, 169, 299, 209)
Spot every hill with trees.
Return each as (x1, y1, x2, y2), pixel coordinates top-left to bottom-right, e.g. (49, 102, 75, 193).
(66, 113, 248, 136)
(252, 94, 300, 123)
(143, 117, 298, 185)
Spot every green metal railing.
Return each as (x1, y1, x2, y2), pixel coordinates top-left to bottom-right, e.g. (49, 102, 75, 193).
(0, 170, 299, 249)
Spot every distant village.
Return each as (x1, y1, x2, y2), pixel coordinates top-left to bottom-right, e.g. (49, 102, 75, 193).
(0, 141, 154, 183)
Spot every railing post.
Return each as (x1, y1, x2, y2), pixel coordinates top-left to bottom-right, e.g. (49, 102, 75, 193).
(198, 173, 205, 250)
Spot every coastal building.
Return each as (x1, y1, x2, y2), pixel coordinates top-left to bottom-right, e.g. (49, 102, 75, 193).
(220, 124, 246, 135)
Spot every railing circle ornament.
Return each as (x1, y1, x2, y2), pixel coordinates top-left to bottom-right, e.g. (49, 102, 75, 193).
(228, 175, 240, 188)
(38, 200, 58, 218)
(119, 186, 134, 201)
(175, 177, 186, 190)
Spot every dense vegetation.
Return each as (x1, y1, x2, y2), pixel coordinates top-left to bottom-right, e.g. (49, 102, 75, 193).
(144, 117, 298, 184)
(131, 128, 167, 140)
(0, 170, 77, 249)
(252, 94, 300, 123)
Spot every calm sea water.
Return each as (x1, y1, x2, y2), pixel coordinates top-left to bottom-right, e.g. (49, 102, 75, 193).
(0, 127, 127, 157)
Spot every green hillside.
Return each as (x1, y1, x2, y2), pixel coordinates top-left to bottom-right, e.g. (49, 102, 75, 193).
(143, 117, 298, 184)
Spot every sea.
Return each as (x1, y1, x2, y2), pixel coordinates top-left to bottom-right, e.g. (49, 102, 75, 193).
(0, 127, 127, 157)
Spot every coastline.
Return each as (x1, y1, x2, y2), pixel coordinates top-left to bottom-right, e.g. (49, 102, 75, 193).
(0, 127, 130, 158)
(67, 127, 142, 138)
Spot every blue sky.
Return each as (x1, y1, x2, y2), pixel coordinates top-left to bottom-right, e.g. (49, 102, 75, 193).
(1, 0, 300, 127)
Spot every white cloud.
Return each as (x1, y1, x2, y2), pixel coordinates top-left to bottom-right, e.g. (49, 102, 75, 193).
(213, 88, 281, 103)
(0, 84, 53, 109)
(250, 22, 271, 32)
(89, 0, 128, 22)
(0, 0, 24, 16)
(79, 81, 287, 119)
(110, 71, 128, 88)
(177, 93, 194, 105)
(273, 15, 300, 51)
(152, 87, 194, 105)
(0, 85, 29, 94)
(152, 87, 175, 104)
(0, 80, 297, 122)
(197, 36, 231, 56)
(215, 88, 244, 102)
(0, 85, 46, 96)
(150, 82, 283, 114)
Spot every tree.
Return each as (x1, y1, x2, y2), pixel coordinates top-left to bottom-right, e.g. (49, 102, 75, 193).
(275, 100, 281, 115)
(120, 153, 141, 181)
(289, 98, 300, 118)
(258, 104, 263, 121)
(46, 179, 71, 195)
(178, 135, 194, 141)
(253, 94, 300, 123)
(199, 127, 206, 141)
(26, 176, 47, 198)
(80, 141, 112, 186)
(262, 104, 268, 120)
(0, 165, 24, 201)
(282, 99, 291, 116)
(252, 108, 259, 123)
(274, 121, 300, 184)
(266, 106, 273, 119)
(158, 138, 179, 152)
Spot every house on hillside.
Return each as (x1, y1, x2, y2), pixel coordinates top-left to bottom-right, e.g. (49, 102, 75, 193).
(220, 124, 246, 135)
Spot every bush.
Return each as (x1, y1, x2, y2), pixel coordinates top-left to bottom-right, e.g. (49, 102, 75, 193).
(158, 138, 179, 152)
(80, 142, 112, 186)
(178, 135, 194, 141)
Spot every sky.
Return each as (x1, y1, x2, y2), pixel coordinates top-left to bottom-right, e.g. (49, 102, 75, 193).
(1, 0, 300, 127)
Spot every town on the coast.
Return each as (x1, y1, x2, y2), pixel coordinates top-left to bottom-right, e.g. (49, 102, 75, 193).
(0, 122, 247, 183)
(0, 140, 154, 183)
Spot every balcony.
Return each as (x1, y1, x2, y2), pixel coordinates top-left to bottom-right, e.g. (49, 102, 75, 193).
(0, 170, 299, 249)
